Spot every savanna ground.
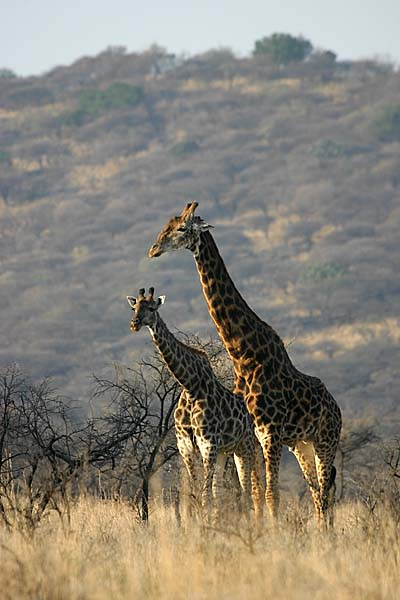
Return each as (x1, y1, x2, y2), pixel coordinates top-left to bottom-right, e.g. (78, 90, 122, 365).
(1, 493, 399, 600)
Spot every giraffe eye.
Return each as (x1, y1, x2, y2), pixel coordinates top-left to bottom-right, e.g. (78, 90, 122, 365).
(177, 226, 186, 232)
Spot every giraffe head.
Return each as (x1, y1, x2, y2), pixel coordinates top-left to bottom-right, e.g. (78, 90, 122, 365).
(148, 202, 212, 258)
(126, 287, 165, 331)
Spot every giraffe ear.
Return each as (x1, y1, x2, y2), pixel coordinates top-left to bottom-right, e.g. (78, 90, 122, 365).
(156, 295, 166, 307)
(193, 220, 213, 232)
(126, 296, 137, 309)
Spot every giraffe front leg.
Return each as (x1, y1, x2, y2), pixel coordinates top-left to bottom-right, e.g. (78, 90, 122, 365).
(234, 434, 264, 528)
(176, 434, 200, 520)
(251, 441, 265, 529)
(233, 451, 252, 520)
(212, 452, 227, 525)
(199, 444, 217, 526)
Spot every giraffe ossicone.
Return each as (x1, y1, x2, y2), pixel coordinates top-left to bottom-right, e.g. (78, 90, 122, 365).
(148, 203, 342, 527)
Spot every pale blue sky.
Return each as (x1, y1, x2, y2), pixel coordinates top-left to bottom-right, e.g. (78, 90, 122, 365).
(1, 0, 399, 77)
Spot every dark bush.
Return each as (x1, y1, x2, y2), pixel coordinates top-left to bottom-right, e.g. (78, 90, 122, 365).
(370, 104, 400, 142)
(55, 83, 145, 128)
(78, 83, 144, 115)
(101, 82, 145, 109)
(253, 33, 313, 65)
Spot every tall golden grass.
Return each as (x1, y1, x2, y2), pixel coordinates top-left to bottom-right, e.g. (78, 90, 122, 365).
(1, 495, 398, 600)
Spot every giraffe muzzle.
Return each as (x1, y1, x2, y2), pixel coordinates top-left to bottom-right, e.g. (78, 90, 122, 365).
(130, 318, 142, 331)
(148, 244, 162, 258)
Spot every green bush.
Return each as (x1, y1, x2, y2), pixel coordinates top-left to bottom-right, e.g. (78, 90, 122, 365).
(253, 33, 313, 65)
(56, 83, 145, 128)
(102, 82, 145, 109)
(0, 68, 17, 79)
(370, 104, 400, 142)
(78, 83, 144, 115)
(78, 89, 107, 115)
(311, 140, 345, 158)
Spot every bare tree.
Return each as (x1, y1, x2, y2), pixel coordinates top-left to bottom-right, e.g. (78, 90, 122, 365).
(0, 360, 181, 529)
(90, 335, 234, 520)
(337, 420, 379, 500)
(91, 354, 180, 520)
(384, 439, 400, 479)
(381, 439, 400, 522)
(0, 364, 85, 532)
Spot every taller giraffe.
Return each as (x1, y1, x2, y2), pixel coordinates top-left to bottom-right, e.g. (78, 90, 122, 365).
(148, 202, 342, 525)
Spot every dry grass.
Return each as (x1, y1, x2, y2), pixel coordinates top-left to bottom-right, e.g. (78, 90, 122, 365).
(69, 157, 130, 192)
(243, 214, 302, 252)
(1, 496, 398, 600)
(301, 318, 400, 356)
(179, 77, 302, 96)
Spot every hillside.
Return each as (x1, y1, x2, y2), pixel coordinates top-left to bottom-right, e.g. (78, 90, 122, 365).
(1, 46, 399, 425)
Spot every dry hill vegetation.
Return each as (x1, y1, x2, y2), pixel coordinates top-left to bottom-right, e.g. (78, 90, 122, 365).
(1, 45, 399, 427)
(1, 45, 399, 420)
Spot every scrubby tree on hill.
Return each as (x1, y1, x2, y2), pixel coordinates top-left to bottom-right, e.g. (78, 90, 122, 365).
(253, 33, 313, 65)
(79, 82, 145, 115)
(0, 68, 17, 79)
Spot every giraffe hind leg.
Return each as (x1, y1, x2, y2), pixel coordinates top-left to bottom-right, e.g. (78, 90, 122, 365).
(291, 440, 323, 522)
(233, 450, 252, 520)
(327, 465, 337, 528)
(314, 445, 338, 529)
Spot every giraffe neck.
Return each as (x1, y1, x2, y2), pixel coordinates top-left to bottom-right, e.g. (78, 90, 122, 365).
(148, 314, 212, 392)
(192, 230, 285, 364)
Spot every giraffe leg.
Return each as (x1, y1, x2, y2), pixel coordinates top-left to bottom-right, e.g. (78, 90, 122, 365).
(212, 452, 227, 524)
(176, 434, 199, 519)
(291, 440, 323, 522)
(251, 441, 265, 528)
(260, 429, 283, 522)
(233, 450, 252, 518)
(326, 466, 337, 529)
(234, 438, 264, 528)
(314, 444, 338, 529)
(199, 444, 218, 525)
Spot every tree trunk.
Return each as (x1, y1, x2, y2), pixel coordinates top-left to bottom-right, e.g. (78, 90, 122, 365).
(141, 478, 149, 521)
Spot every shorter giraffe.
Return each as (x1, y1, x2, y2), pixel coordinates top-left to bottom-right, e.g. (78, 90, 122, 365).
(127, 287, 263, 525)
